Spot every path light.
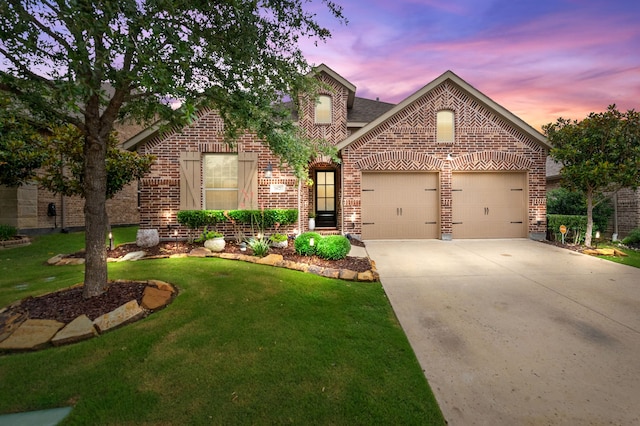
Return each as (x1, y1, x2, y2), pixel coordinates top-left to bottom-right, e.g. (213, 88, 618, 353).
(240, 241, 247, 251)
(595, 231, 601, 248)
(173, 229, 178, 247)
(108, 232, 114, 250)
(310, 238, 315, 246)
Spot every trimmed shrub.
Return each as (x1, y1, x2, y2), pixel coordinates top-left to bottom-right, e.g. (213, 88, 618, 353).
(294, 232, 322, 256)
(316, 235, 351, 260)
(0, 224, 17, 241)
(622, 228, 640, 245)
(547, 188, 612, 233)
(547, 214, 587, 243)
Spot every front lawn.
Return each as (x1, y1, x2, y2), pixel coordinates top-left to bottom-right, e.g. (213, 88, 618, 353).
(0, 227, 445, 425)
(598, 244, 640, 268)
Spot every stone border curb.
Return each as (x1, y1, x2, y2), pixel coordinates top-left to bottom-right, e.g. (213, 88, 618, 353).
(0, 235, 30, 249)
(0, 280, 177, 353)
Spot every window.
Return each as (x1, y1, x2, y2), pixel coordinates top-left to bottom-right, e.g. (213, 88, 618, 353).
(203, 154, 238, 210)
(437, 110, 454, 142)
(315, 95, 332, 124)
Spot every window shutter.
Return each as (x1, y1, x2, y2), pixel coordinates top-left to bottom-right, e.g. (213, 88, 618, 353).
(179, 151, 201, 210)
(238, 152, 258, 209)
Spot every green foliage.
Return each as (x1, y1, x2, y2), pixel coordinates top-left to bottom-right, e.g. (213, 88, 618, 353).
(194, 227, 223, 243)
(37, 125, 154, 199)
(316, 235, 351, 260)
(547, 188, 612, 232)
(0, 224, 18, 241)
(547, 214, 587, 243)
(269, 233, 288, 243)
(622, 228, 640, 245)
(294, 232, 322, 256)
(545, 105, 640, 246)
(177, 210, 225, 229)
(0, 95, 49, 186)
(247, 237, 270, 257)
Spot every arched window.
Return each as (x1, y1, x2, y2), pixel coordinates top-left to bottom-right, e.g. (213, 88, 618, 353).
(437, 110, 454, 142)
(315, 95, 332, 124)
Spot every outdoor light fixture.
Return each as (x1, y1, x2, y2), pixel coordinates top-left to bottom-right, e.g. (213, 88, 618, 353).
(446, 153, 453, 161)
(108, 232, 114, 250)
(309, 238, 315, 247)
(240, 241, 247, 251)
(264, 163, 273, 178)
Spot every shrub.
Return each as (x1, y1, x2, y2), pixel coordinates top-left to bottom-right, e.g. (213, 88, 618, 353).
(194, 227, 223, 243)
(316, 235, 351, 260)
(294, 232, 322, 256)
(0, 224, 17, 241)
(269, 233, 288, 243)
(622, 228, 640, 245)
(547, 214, 587, 243)
(547, 188, 612, 233)
(248, 237, 270, 257)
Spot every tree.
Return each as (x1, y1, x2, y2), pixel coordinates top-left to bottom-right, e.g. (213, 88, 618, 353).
(0, 95, 49, 186)
(544, 105, 640, 246)
(0, 0, 344, 298)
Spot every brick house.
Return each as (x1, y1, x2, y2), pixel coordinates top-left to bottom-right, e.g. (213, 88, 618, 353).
(547, 157, 640, 239)
(127, 64, 549, 240)
(0, 121, 143, 234)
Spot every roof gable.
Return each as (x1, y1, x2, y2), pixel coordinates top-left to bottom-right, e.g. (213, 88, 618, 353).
(336, 70, 549, 151)
(312, 63, 356, 109)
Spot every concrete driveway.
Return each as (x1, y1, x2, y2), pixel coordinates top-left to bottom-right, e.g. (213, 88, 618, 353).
(366, 239, 640, 425)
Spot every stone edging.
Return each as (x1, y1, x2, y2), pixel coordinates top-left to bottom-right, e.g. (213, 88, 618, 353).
(0, 280, 176, 353)
(49, 248, 380, 282)
(0, 236, 30, 249)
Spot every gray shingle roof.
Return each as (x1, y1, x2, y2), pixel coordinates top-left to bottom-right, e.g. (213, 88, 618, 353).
(348, 97, 396, 123)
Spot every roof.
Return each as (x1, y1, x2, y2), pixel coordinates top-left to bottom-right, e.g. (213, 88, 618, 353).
(312, 64, 356, 108)
(348, 97, 396, 123)
(337, 70, 550, 151)
(546, 156, 562, 179)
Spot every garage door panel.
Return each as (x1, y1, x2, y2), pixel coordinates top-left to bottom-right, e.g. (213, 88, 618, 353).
(361, 172, 438, 240)
(452, 172, 527, 239)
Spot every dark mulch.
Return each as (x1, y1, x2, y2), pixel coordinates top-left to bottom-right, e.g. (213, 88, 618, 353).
(4, 281, 148, 325)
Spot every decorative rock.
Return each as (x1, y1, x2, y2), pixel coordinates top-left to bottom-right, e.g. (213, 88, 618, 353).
(136, 228, 159, 248)
(51, 315, 97, 346)
(118, 251, 146, 262)
(357, 270, 375, 282)
(141, 286, 173, 311)
(148, 280, 176, 294)
(0, 310, 27, 343)
(256, 254, 284, 266)
(219, 252, 241, 260)
(0, 319, 64, 351)
(321, 268, 341, 279)
(93, 300, 145, 333)
(307, 265, 324, 275)
(339, 269, 358, 281)
(56, 257, 85, 266)
(47, 254, 66, 265)
(189, 247, 211, 257)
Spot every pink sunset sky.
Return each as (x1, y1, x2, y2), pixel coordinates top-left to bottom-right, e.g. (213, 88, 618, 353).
(301, 0, 640, 130)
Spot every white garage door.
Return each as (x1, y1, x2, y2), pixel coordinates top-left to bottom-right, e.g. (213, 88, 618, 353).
(361, 172, 439, 239)
(452, 172, 527, 238)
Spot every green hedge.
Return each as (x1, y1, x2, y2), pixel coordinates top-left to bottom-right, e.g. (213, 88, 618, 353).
(547, 214, 587, 243)
(177, 209, 298, 229)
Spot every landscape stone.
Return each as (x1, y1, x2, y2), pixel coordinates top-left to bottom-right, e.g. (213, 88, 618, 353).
(321, 268, 341, 279)
(613, 249, 628, 257)
(141, 286, 173, 311)
(47, 254, 65, 265)
(189, 247, 211, 257)
(0, 310, 27, 344)
(256, 254, 284, 266)
(51, 315, 97, 346)
(148, 280, 176, 293)
(307, 265, 324, 275)
(118, 251, 146, 262)
(339, 269, 358, 281)
(357, 270, 375, 282)
(93, 300, 145, 333)
(0, 319, 64, 351)
(56, 257, 85, 266)
(136, 228, 159, 248)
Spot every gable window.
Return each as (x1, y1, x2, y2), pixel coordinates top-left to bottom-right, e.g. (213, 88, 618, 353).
(203, 154, 238, 210)
(437, 110, 455, 143)
(315, 95, 332, 124)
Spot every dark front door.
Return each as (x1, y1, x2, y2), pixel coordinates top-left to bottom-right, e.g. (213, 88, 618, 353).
(315, 170, 336, 228)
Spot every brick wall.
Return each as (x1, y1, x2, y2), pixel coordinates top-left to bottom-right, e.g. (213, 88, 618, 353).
(341, 80, 548, 239)
(139, 109, 301, 239)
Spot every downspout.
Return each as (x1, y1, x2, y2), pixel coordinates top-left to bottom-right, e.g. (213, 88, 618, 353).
(613, 193, 619, 241)
(297, 179, 301, 234)
(340, 157, 344, 235)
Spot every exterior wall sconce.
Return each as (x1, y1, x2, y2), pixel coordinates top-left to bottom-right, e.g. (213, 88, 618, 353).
(446, 153, 453, 161)
(264, 163, 273, 179)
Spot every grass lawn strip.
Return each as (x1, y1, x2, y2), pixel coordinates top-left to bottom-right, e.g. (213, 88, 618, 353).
(0, 227, 445, 424)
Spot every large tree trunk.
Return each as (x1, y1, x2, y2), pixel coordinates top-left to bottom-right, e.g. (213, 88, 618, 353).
(82, 131, 109, 298)
(585, 189, 594, 247)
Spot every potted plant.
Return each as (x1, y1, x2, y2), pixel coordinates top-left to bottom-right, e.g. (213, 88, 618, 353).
(269, 233, 288, 249)
(196, 227, 225, 252)
(308, 211, 316, 231)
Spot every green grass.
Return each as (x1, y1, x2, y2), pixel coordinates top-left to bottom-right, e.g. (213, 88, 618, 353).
(0, 227, 445, 425)
(597, 243, 640, 268)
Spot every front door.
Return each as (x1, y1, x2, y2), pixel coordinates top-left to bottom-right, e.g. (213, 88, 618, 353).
(315, 170, 336, 228)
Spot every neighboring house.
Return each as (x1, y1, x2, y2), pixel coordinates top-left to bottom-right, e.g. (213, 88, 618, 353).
(546, 157, 640, 239)
(126, 64, 549, 241)
(0, 120, 144, 234)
